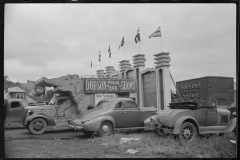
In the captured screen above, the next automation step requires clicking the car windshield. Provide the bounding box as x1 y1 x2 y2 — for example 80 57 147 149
95 100 109 108
49 97 56 105
21 100 28 107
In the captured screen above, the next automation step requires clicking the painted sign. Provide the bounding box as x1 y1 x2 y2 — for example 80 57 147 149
176 77 234 106
84 79 137 93
95 93 116 105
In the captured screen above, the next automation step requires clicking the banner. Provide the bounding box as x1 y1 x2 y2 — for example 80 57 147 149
84 79 137 93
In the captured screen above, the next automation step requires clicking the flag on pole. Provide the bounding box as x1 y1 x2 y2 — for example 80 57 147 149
149 26 161 38
108 45 111 58
118 36 124 50
91 60 92 68
134 27 141 43
99 51 101 62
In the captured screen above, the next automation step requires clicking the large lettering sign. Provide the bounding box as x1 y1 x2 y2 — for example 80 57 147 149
84 79 137 93
177 81 202 99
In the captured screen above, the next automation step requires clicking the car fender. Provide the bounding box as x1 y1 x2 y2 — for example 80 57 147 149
223 117 236 132
173 116 199 134
83 116 115 131
27 113 56 126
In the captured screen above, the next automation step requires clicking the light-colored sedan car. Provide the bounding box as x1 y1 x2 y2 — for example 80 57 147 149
144 98 237 142
69 97 157 136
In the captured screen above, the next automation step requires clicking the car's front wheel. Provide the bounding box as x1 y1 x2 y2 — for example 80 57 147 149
26 124 30 131
98 121 113 137
179 122 197 142
29 118 47 135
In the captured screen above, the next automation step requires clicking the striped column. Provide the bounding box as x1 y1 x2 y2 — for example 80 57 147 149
132 54 146 107
132 54 146 69
154 52 170 68
96 69 104 78
119 60 131 78
105 66 115 77
154 52 171 111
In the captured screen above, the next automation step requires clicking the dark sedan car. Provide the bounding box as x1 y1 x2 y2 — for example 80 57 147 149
69 97 157 136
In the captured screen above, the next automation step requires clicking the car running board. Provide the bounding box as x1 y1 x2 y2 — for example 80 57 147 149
114 126 146 131
199 118 236 134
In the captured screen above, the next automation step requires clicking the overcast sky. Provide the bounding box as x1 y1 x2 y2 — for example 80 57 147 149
4 3 236 90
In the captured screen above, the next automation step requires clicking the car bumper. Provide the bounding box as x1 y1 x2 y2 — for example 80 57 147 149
69 125 83 131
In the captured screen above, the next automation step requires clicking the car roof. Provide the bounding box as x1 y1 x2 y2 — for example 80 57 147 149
103 97 134 102
7 99 24 102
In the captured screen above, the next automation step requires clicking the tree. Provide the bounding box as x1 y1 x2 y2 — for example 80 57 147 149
4 75 9 81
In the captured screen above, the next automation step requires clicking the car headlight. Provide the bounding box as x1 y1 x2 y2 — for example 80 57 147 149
28 110 34 115
81 119 90 124
73 119 84 126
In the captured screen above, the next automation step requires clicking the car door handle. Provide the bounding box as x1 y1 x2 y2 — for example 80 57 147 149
123 111 126 114
8 110 12 112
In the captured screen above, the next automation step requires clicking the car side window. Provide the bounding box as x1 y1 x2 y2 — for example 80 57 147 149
11 102 21 109
115 101 123 109
123 101 137 109
57 99 67 105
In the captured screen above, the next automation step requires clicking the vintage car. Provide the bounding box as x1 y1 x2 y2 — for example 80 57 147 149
25 95 78 134
144 98 237 142
68 97 157 136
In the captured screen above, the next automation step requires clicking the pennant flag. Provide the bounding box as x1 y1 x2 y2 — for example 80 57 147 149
118 36 124 50
91 60 92 68
99 51 101 62
108 45 111 58
149 26 161 38
134 27 141 43
121 36 124 47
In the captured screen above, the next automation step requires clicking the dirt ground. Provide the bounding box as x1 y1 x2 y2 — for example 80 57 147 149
4 125 150 158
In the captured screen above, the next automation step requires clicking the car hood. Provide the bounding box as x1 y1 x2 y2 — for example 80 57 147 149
26 105 52 110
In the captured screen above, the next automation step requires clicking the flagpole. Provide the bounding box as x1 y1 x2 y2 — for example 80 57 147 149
161 36 163 52
139 41 140 54
124 43 125 60
161 26 163 52
139 27 140 54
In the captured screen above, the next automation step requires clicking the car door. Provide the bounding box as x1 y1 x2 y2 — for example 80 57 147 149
111 101 125 128
194 108 207 127
206 108 217 126
6 101 25 124
52 98 69 126
122 101 141 128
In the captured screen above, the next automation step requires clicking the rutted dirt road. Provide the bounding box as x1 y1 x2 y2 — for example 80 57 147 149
4 127 107 158
4 126 147 158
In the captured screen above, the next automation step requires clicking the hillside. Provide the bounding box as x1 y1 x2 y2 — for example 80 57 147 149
4 79 18 92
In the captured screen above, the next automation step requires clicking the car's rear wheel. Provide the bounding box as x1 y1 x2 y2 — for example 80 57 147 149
98 121 113 137
82 130 94 137
179 122 197 142
29 118 47 135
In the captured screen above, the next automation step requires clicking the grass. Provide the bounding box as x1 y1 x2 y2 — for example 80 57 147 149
94 131 237 158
